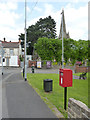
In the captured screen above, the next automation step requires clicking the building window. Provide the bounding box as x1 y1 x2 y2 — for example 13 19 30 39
10 49 13 56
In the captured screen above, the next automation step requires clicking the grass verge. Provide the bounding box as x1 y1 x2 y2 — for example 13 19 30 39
73 72 88 77
27 73 88 118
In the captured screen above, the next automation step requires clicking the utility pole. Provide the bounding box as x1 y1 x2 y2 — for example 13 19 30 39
24 0 27 81
0 41 3 75
2 45 3 75
61 9 64 69
61 9 67 110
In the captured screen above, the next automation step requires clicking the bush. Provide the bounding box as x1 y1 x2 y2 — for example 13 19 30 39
19 55 23 61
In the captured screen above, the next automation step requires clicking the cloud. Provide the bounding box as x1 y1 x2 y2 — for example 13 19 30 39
27 6 31 13
0 26 24 41
0 2 17 11
28 3 88 40
44 3 54 15
0 11 20 27
0 1 88 42
0 2 23 42
64 3 88 40
34 6 42 12
0 0 89 2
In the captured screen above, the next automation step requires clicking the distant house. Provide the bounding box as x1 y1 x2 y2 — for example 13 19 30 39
0 39 22 67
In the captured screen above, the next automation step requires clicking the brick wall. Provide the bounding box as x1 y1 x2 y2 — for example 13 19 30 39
75 66 89 73
28 60 37 67
68 98 90 119
18 58 20 67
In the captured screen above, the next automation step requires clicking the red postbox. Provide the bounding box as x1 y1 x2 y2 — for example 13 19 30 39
59 69 73 87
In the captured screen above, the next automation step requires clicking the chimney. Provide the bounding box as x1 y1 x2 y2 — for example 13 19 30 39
19 39 21 44
3 38 6 42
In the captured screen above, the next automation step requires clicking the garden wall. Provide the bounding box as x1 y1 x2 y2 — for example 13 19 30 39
75 66 89 73
28 60 37 67
68 98 90 119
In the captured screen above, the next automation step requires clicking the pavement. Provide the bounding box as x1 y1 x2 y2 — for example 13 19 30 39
2 67 58 119
1 67 79 119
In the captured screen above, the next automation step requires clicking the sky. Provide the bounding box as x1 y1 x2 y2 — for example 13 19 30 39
0 0 89 42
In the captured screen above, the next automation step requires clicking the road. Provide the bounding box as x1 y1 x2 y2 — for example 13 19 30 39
2 67 58 119
26 67 79 79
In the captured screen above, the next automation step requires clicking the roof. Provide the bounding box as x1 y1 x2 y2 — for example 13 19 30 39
2 42 19 48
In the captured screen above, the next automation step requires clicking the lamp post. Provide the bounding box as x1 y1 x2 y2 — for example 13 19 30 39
24 0 27 81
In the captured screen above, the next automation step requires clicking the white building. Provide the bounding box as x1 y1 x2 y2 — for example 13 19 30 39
0 39 22 67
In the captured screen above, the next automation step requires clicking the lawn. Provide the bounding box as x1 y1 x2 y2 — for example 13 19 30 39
27 73 88 118
73 72 88 77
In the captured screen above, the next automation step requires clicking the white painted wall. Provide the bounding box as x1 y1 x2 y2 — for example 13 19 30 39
0 43 22 67
4 48 9 57
10 56 19 66
14 49 18 56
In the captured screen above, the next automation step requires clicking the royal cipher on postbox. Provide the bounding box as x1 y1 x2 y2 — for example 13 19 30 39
59 69 73 87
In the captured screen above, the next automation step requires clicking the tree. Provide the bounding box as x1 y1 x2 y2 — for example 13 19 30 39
63 38 77 64
69 40 78 64
76 40 88 61
34 38 62 62
35 37 88 64
19 16 56 55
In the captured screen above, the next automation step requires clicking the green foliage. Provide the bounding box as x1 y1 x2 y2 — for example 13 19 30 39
52 62 58 65
18 14 88 64
19 55 23 61
35 37 62 62
76 40 88 61
35 37 88 64
63 38 88 64
19 16 56 55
